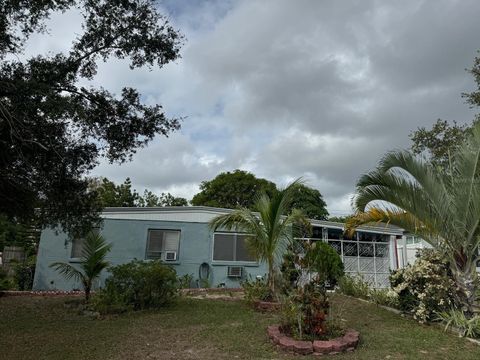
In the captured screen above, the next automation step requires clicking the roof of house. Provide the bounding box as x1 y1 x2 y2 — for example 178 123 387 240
102 206 404 235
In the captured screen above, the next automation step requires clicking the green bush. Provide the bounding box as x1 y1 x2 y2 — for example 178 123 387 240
13 256 36 290
241 276 272 302
337 274 371 299
369 288 399 308
0 267 14 290
390 249 456 323
337 274 399 308
177 273 194 289
93 260 178 314
436 309 480 338
279 241 345 341
302 241 344 287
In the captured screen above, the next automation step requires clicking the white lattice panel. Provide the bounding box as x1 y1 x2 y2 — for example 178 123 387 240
375 273 390 288
359 258 375 272
375 258 390 272
343 257 358 272
362 273 376 286
375 243 389 257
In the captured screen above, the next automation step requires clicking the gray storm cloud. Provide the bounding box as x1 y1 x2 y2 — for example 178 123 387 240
23 0 480 214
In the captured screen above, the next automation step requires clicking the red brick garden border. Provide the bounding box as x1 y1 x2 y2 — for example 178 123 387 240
267 325 359 355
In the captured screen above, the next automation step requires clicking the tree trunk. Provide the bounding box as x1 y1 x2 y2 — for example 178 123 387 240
267 259 275 299
455 268 479 317
85 285 91 303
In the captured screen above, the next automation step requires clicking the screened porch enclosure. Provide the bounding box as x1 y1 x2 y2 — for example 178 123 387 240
297 226 393 288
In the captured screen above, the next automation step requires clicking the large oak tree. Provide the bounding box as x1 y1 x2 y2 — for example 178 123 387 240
0 1 183 234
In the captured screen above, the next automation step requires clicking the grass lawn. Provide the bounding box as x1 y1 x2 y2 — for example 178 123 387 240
1 293 479 360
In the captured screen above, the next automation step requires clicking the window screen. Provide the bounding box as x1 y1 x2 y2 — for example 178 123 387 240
71 237 85 258
213 233 255 262
235 235 255 262
146 230 180 260
70 228 99 258
213 234 235 261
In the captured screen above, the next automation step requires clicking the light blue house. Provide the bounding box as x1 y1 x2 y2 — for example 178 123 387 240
33 206 404 291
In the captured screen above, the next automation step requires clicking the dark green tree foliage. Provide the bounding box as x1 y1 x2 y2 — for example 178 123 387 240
137 190 188 207
410 119 472 171
0 1 183 234
94 178 139 207
464 51 480 113
0 215 38 256
191 169 277 209
327 215 353 223
92 177 188 207
286 184 328 220
410 51 480 172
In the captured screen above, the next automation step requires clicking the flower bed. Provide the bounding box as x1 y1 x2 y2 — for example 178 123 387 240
267 325 359 355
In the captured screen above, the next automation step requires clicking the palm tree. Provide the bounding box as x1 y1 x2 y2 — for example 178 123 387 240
347 122 480 316
209 179 309 296
50 232 112 302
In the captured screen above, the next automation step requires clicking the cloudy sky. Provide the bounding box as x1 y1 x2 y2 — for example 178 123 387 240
30 0 480 216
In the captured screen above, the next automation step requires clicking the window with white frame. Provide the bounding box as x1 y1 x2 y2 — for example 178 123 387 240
213 233 255 262
146 229 180 261
406 235 421 245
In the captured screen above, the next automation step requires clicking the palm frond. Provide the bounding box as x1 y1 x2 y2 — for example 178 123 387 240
49 262 85 283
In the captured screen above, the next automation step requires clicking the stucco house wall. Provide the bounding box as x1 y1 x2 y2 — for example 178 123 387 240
33 206 405 291
33 209 268 291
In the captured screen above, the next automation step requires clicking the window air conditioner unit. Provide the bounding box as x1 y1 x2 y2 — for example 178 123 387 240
165 251 177 261
227 266 243 278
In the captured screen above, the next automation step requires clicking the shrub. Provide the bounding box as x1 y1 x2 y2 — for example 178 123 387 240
13 256 36 290
241 275 272 303
369 288 399 308
337 274 399 308
0 267 14 290
390 249 456 323
280 242 303 295
177 273 194 289
302 241 344 287
93 260 178 314
337 274 371 299
279 241 345 341
436 309 480 338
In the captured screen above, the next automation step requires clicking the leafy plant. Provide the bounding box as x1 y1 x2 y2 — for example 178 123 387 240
302 241 344 287
369 288 399 308
13 255 36 290
0 267 14 290
279 241 345 340
337 274 371 299
436 309 480 338
177 273 194 289
93 260 178 313
209 179 309 297
389 249 455 323
50 232 112 302
347 120 480 316
280 242 303 295
198 277 211 289
241 276 272 303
